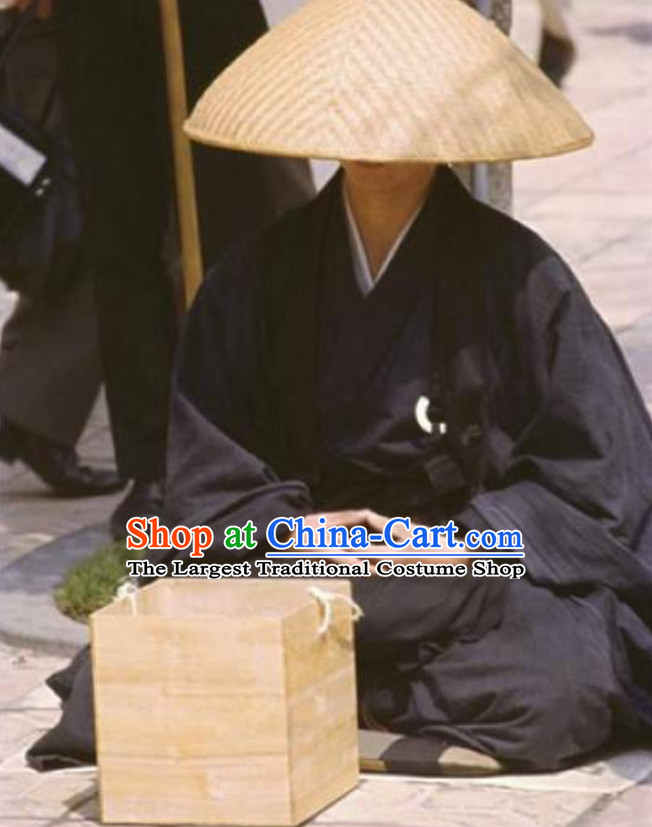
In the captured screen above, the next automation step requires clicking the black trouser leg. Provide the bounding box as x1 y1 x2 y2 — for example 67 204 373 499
353 572 507 654
353 573 507 729
56 0 312 478
0 274 101 447
56 0 176 480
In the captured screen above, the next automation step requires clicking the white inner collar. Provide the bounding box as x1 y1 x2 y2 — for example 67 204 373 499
343 191 425 296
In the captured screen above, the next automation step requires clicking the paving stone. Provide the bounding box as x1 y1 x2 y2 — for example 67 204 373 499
582 225 652 271
313 778 602 827
574 778 652 827
372 749 652 795
526 192 652 224
2 815 56 827
0 527 107 655
20 707 61 733
509 216 646 273
517 142 652 207
580 266 652 330
0 747 34 773
2 773 96 826
0 771 49 810
0 712 48 760
13 683 62 712
27 772 97 808
0 658 60 706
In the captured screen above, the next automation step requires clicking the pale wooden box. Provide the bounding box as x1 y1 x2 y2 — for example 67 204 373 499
90 578 359 826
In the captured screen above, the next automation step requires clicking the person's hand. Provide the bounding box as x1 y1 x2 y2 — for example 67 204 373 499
292 510 383 567
377 513 468 567
298 510 468 571
301 509 383 532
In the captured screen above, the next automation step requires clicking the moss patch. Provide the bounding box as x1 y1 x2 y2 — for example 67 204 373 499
55 542 145 623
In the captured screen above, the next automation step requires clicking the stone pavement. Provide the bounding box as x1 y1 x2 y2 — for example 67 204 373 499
1 638 651 827
1 0 651 825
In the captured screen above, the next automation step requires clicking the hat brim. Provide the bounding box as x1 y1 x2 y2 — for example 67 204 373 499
185 0 593 164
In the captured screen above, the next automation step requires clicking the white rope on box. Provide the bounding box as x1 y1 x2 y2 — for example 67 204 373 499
115 579 139 615
114 580 364 633
308 586 364 635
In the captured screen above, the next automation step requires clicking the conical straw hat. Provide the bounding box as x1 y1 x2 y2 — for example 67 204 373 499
185 0 593 164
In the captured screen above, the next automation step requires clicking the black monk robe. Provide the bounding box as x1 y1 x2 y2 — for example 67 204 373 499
27 168 652 774
162 167 652 769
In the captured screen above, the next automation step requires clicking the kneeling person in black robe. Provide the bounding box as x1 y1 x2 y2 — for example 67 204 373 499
167 0 652 771
28 0 652 775
164 158 652 772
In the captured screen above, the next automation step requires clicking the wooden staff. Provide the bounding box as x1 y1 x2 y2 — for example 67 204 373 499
158 0 203 306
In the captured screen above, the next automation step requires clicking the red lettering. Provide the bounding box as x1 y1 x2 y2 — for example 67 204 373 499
126 517 149 550
171 526 191 549
148 517 172 549
190 526 213 558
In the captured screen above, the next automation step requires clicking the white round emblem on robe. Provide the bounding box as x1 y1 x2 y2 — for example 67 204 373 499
415 395 447 436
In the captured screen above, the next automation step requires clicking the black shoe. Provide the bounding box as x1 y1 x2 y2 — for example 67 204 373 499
539 29 576 88
109 479 165 540
0 419 125 498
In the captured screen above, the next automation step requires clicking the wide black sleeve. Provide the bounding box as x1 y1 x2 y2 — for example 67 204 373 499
162 242 313 562
458 253 652 600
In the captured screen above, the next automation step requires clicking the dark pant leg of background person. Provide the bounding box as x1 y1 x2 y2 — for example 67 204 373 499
0 276 124 496
55 0 177 506
178 0 315 266
538 0 576 86
0 283 99 448
55 0 314 535
0 9 122 497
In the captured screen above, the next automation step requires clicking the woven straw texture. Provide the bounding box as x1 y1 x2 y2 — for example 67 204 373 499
185 0 593 163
